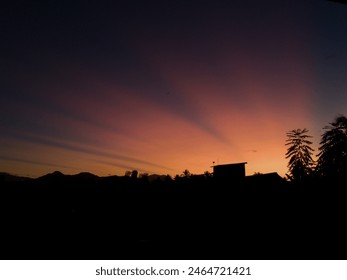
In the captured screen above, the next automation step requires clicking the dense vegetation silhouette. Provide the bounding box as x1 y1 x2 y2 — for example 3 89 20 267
285 115 347 184
1 115 347 260
285 128 315 183
316 115 347 181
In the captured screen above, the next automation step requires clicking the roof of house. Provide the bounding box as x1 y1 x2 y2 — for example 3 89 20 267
212 162 247 168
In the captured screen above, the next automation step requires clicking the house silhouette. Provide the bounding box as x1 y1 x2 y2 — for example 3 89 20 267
212 162 286 187
212 162 247 181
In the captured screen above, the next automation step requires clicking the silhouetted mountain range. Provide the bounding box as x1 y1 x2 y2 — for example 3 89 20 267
1 170 172 183
36 170 100 182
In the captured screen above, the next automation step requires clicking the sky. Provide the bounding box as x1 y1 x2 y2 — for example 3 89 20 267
1 0 347 178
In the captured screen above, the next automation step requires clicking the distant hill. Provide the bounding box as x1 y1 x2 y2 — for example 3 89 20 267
73 172 99 179
0 171 123 184
37 170 66 181
9 170 172 185
36 171 102 184
0 172 33 182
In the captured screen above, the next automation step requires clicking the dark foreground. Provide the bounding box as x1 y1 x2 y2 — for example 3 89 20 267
1 173 346 260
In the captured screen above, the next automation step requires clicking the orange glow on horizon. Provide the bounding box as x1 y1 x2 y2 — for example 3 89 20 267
0 57 315 179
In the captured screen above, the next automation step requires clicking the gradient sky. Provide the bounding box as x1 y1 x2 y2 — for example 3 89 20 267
1 0 347 177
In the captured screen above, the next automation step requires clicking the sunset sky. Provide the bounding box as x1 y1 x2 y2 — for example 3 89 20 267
1 0 347 178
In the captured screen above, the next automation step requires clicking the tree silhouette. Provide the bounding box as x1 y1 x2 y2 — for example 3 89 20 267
139 173 149 178
316 115 347 179
131 170 138 179
285 128 315 182
182 169 191 178
204 171 212 178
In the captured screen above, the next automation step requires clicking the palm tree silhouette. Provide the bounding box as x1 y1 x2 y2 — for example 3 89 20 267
316 115 347 179
285 128 315 183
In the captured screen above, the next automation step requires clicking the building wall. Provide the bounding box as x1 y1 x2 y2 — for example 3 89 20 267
213 163 246 181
